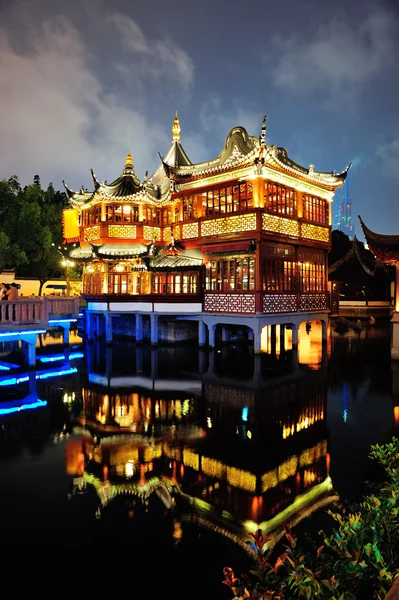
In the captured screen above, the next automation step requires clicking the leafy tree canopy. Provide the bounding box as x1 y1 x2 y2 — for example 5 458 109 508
0 174 79 293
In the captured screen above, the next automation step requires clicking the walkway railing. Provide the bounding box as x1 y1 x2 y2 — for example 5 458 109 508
0 297 80 328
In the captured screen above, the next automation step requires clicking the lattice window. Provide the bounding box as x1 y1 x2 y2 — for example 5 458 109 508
265 182 297 217
84 226 100 241
108 225 137 238
201 213 256 237
182 222 199 239
83 273 102 295
262 213 300 237
144 206 161 225
105 204 139 223
83 205 101 225
151 272 198 294
303 195 328 224
143 226 161 240
301 223 329 242
206 257 255 291
298 248 326 293
262 256 297 292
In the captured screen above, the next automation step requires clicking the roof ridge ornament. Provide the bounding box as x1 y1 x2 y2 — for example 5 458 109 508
172 111 181 142
90 168 100 190
62 180 75 199
260 115 267 147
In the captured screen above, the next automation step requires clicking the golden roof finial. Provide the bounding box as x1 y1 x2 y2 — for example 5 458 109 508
125 151 133 166
172 111 181 142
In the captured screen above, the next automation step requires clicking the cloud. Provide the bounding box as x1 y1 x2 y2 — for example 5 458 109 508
376 132 399 177
199 94 262 148
271 8 396 98
108 13 194 90
0 10 194 189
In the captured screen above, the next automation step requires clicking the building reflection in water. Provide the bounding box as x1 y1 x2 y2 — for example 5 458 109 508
66 332 337 547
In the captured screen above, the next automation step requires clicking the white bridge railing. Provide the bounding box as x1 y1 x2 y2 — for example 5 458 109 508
0 297 81 327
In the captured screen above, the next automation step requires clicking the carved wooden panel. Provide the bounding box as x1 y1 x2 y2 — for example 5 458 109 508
300 293 328 311
262 214 299 237
301 223 329 243
204 293 256 313
263 294 297 313
84 226 101 241
201 213 256 237
182 222 199 239
143 226 161 240
108 225 137 238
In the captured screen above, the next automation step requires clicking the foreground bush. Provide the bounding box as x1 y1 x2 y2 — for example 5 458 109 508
223 438 399 600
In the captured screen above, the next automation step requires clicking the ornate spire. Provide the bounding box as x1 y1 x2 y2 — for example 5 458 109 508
260 115 267 146
125 151 133 166
172 111 181 142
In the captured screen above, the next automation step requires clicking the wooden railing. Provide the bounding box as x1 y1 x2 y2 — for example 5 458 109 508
0 297 80 327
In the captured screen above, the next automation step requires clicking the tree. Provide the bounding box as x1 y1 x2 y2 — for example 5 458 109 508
0 175 75 294
222 438 399 600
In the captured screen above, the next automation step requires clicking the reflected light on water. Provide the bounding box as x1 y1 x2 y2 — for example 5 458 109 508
260 321 323 368
260 324 292 354
298 321 323 369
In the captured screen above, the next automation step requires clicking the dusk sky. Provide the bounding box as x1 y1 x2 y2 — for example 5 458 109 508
0 0 398 240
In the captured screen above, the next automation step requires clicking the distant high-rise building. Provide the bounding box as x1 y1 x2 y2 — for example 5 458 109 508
333 176 353 237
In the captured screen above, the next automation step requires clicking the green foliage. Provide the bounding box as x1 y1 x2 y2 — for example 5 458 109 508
223 438 399 600
0 174 69 290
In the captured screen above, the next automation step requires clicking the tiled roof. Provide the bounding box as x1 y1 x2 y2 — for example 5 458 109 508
148 255 203 270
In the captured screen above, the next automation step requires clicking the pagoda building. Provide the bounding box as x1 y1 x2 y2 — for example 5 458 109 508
328 235 391 316
359 216 399 359
62 114 349 352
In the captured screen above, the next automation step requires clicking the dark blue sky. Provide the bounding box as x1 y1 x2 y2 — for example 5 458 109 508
0 0 397 240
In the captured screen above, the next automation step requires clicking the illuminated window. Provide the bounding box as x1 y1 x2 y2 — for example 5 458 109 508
265 182 297 217
303 195 328 225
205 257 255 291
298 249 326 292
262 245 297 292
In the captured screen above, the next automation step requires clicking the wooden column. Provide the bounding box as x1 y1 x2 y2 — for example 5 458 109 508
296 190 303 219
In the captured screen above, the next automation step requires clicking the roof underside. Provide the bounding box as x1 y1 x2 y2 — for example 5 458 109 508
359 215 399 262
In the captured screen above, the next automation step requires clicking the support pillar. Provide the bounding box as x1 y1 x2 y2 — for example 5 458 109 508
136 346 143 372
29 371 36 393
209 324 216 348
199 349 207 374
198 321 207 346
292 325 299 348
270 324 277 354
106 347 112 375
254 331 261 354
136 314 143 343
95 315 100 338
150 314 158 346
321 319 328 343
253 355 262 382
62 324 70 345
22 339 36 367
221 326 229 343
86 311 93 341
208 349 216 374
279 324 285 352
105 313 113 344
151 348 158 379
292 347 299 372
